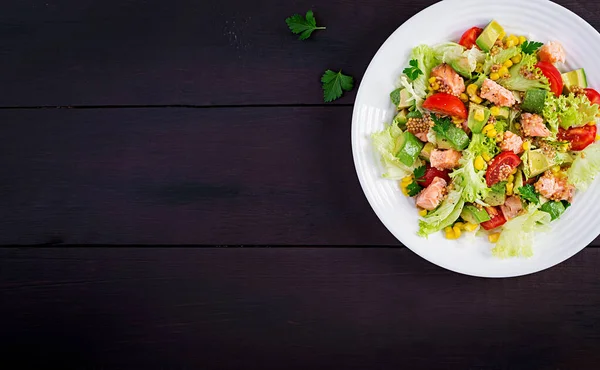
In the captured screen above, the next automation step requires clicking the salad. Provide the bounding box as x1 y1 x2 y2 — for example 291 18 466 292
372 20 600 258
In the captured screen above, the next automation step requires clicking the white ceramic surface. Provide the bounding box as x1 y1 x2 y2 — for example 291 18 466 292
351 0 600 277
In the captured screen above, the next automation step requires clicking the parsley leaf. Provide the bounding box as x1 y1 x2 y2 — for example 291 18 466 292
321 70 354 102
403 59 423 81
414 165 427 182
406 181 423 197
285 10 326 40
521 41 544 55
517 184 540 204
491 181 508 194
431 114 452 138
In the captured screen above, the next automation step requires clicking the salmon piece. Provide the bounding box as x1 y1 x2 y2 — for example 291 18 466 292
480 79 516 107
431 63 466 96
538 41 566 64
500 196 523 220
534 171 574 202
415 131 429 142
521 113 551 137
430 149 462 170
500 131 524 155
416 177 447 211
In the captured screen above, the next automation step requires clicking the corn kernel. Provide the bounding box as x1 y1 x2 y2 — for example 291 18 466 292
505 39 517 48
429 77 437 84
482 124 494 134
496 132 504 142
588 121 596 126
488 233 501 243
432 83 440 91
444 226 453 233
453 226 462 238
596 134 600 141
486 129 498 138
474 108 485 122
402 176 412 184
498 66 509 76
445 230 457 239
519 36 527 45
503 60 513 68
498 31 506 40
466 84 478 96
511 54 522 64
471 96 483 104
508 174 515 183
454 222 465 230
515 123 522 130
465 223 478 232
459 93 469 102
475 63 483 73
482 152 492 162
506 182 514 195
490 72 500 81
490 106 500 116
474 155 486 171
418 208 428 217
401 187 409 196
551 165 561 174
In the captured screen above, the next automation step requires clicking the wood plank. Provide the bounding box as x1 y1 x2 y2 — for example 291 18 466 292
1 0 598 106
2 247 600 369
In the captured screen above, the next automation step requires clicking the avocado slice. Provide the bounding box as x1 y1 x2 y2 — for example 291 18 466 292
460 204 491 224
394 132 424 166
468 103 490 134
476 20 505 52
561 69 587 93
390 88 413 109
522 149 553 178
497 107 511 121
437 124 470 150
419 142 435 162
484 182 507 206
393 109 409 129
521 89 548 114
514 168 524 194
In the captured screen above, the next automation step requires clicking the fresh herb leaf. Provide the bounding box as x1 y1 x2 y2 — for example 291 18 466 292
390 88 402 106
431 114 452 138
561 200 571 209
403 59 423 80
540 201 567 221
517 184 540 204
520 41 544 55
321 70 354 102
414 165 427 182
491 181 507 194
406 181 423 197
285 10 326 40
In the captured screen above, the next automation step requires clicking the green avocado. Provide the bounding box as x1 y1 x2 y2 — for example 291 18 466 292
514 169 524 194
522 149 552 178
419 142 435 162
390 88 413 109
439 124 470 150
393 109 409 129
521 89 548 114
496 107 511 121
484 181 507 206
460 204 491 224
561 69 587 93
476 20 505 52
467 103 490 134
395 131 424 166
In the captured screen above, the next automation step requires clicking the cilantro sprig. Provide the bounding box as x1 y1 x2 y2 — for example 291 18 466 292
321 70 354 102
285 10 326 40
518 184 540 204
520 41 544 55
403 59 423 80
414 165 427 183
406 181 423 197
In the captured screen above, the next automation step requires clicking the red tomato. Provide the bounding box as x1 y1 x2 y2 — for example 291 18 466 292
584 88 600 106
422 93 468 120
485 151 522 187
480 206 507 231
418 164 451 188
558 125 597 151
536 61 563 96
458 27 483 49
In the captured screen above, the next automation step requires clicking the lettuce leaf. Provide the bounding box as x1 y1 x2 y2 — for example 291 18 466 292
371 123 421 180
497 53 550 92
418 187 465 237
492 206 552 258
543 93 599 131
567 142 600 190
409 45 439 110
433 42 485 79
482 46 520 75
450 150 489 203
466 133 499 158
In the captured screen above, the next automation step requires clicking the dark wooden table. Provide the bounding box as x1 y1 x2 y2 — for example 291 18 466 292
2 0 600 368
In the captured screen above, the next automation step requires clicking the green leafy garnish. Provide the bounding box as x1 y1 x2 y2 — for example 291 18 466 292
431 114 452 137
520 41 544 55
414 165 427 182
431 114 470 150
491 181 507 194
321 70 354 102
517 184 540 204
406 181 423 197
403 59 423 80
540 201 568 221
285 10 326 40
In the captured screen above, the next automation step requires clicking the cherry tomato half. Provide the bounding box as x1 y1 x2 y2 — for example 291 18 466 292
536 61 563 97
584 88 600 106
480 206 507 231
458 27 483 49
422 93 468 120
485 151 522 187
418 164 451 188
558 125 597 151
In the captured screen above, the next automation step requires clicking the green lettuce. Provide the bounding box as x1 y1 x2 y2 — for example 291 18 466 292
371 124 421 180
467 133 499 158
433 42 485 79
409 45 439 109
450 150 489 203
482 46 520 75
497 53 550 92
567 142 600 190
418 187 465 237
492 206 552 258
543 93 599 131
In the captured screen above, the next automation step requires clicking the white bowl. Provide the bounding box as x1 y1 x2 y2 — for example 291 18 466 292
351 0 600 277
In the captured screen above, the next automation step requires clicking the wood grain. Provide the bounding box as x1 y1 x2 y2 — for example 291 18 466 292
2 247 600 369
0 0 598 106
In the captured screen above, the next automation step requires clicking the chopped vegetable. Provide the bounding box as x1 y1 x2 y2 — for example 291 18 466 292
543 93 599 132
517 184 540 204
418 187 465 237
492 206 551 258
567 142 600 190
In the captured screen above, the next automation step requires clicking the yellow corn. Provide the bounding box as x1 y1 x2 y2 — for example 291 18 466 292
466 84 478 96
471 96 483 104
482 124 494 134
445 230 458 239
401 187 409 196
486 129 498 138
596 134 600 141
401 176 412 185
505 39 517 48
429 77 437 84
488 233 501 243
515 123 522 130
432 84 440 91
490 72 500 81
474 108 485 122
418 208 428 217
519 36 527 45
474 155 486 171
506 182 514 195
511 54 522 64
482 152 492 162
551 165 561 174
464 223 478 232
498 31 506 40
588 121 596 126
452 226 462 238
475 63 483 73
444 226 453 233
496 132 504 142
490 106 501 116
454 222 465 230
498 66 509 76
503 60 513 68
459 93 469 102
508 174 515 183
